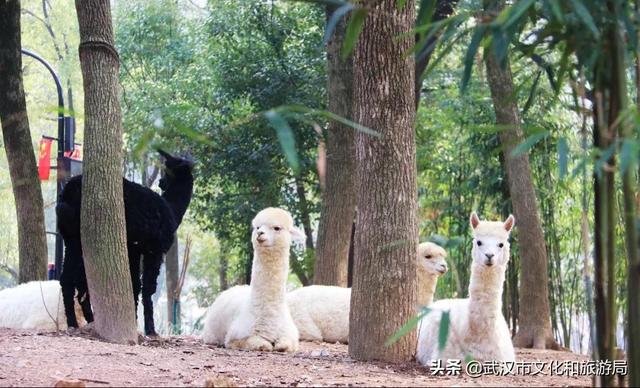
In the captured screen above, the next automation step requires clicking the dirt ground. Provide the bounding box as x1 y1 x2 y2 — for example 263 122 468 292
0 328 600 387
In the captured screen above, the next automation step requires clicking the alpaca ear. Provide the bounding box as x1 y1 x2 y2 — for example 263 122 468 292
470 212 480 229
504 214 515 232
289 226 306 245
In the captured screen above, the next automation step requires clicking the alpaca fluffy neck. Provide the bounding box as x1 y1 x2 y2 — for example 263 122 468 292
161 173 194 226
249 246 289 310
417 268 438 307
467 260 507 334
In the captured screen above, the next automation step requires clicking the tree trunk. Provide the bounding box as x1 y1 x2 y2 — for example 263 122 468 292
75 0 137 344
218 243 229 291
349 0 418 363
0 0 49 283
165 236 179 333
313 4 355 287
483 1 559 350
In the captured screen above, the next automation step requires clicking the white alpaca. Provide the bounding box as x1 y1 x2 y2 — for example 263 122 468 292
416 213 516 365
0 280 84 331
202 207 304 352
287 242 448 343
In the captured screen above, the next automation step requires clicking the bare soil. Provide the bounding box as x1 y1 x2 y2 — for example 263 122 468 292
0 328 596 387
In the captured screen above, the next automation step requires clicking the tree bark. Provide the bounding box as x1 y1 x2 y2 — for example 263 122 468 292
349 0 418 362
165 236 179 333
483 1 559 350
313 4 355 287
0 0 49 284
218 243 229 291
75 0 137 344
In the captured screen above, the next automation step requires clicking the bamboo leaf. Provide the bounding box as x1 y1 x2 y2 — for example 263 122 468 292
569 0 599 38
497 0 535 30
548 0 564 22
522 70 542 115
619 139 639 175
511 131 549 157
416 0 436 30
558 137 569 179
323 3 354 46
461 25 486 93
264 110 300 173
385 308 432 347
438 310 450 351
396 0 407 11
341 8 367 59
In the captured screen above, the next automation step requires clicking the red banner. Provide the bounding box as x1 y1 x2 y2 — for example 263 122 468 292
64 145 82 161
38 138 53 180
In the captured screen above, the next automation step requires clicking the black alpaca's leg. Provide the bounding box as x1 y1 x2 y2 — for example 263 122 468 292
141 253 163 336
60 239 82 328
76 267 93 323
128 245 142 318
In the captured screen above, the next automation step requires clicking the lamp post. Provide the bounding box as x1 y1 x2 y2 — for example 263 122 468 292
21 48 68 280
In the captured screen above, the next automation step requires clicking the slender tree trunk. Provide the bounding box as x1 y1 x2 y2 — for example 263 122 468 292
349 0 418 362
165 236 179 333
313 4 355 287
218 243 229 291
0 0 49 283
75 0 137 344
483 0 559 350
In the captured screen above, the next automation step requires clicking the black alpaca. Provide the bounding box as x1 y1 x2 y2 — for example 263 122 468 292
57 150 194 335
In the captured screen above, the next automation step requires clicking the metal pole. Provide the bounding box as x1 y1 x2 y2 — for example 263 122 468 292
21 49 66 280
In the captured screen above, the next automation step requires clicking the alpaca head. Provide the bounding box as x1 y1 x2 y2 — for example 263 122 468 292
251 207 306 253
157 149 194 191
418 242 448 276
469 212 515 269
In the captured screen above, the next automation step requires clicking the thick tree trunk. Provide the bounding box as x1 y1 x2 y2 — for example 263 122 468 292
313 5 355 287
75 0 137 344
165 236 179 333
0 0 49 283
349 0 418 363
483 3 559 349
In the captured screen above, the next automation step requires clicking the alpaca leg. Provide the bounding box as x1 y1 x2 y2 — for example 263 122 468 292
229 336 273 351
60 239 82 328
76 267 93 323
128 245 142 316
274 336 298 352
141 253 162 336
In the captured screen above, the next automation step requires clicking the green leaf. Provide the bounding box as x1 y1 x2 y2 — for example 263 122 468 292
438 310 450 351
619 139 639 175
558 137 569 179
385 308 432 347
323 3 354 46
416 0 436 30
341 8 367 59
396 0 407 11
569 0 599 38
264 110 300 173
497 0 535 30
548 0 564 22
460 25 486 93
522 70 542 115
510 131 549 157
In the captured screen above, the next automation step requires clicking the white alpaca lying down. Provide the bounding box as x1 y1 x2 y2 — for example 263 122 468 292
287 242 449 343
416 213 516 365
202 207 305 352
0 280 84 331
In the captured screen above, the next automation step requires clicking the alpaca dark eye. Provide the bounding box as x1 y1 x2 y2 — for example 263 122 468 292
477 241 482 246
425 255 432 259
499 243 504 248
274 226 282 231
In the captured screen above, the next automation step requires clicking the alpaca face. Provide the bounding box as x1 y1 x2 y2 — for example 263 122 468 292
158 150 194 191
418 242 448 275
469 212 515 269
251 207 305 251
